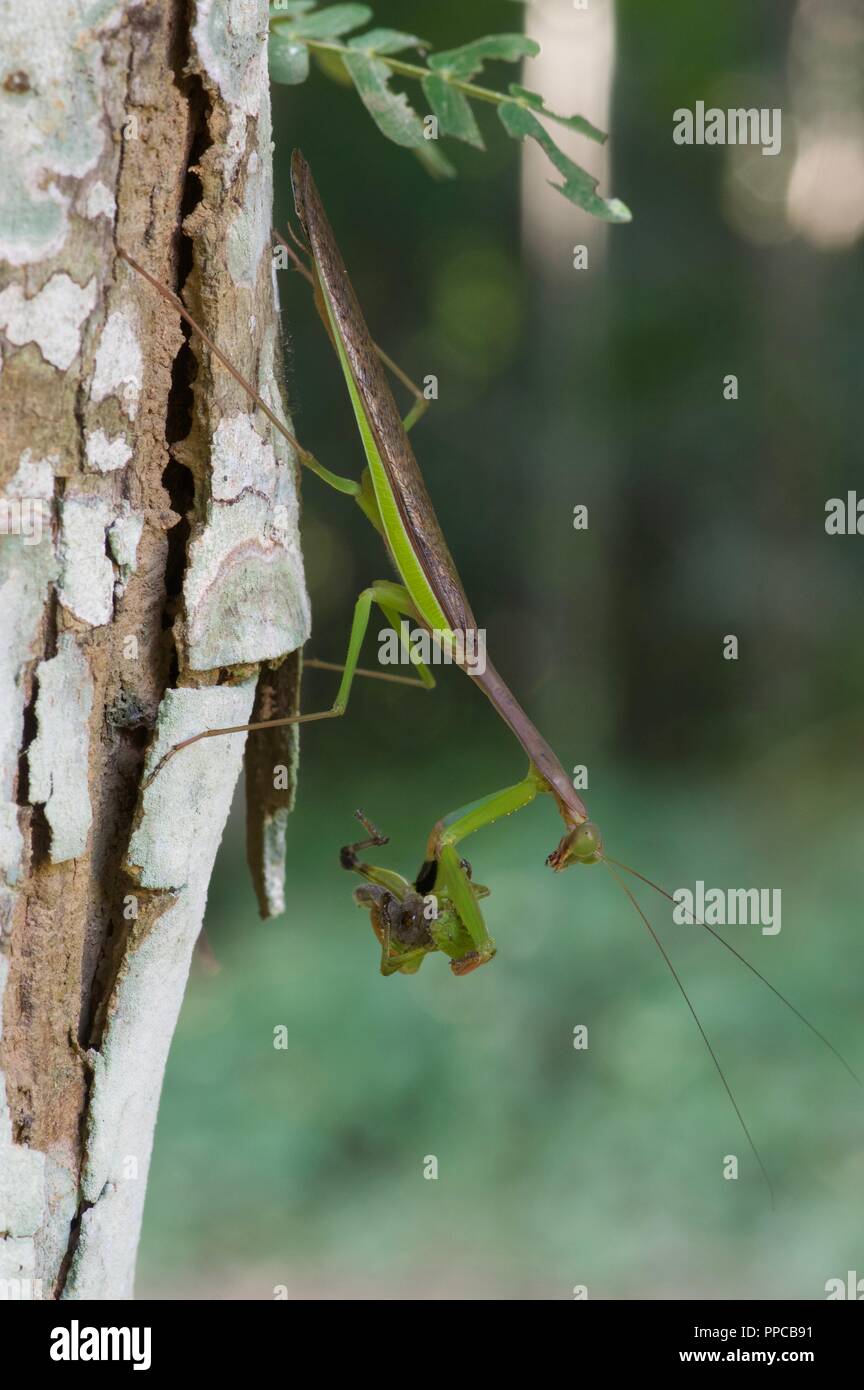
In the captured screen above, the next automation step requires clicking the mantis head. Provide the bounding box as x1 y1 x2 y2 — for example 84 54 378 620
547 820 604 871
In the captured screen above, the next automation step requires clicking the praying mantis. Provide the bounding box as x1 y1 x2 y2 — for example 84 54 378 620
122 151 858 1200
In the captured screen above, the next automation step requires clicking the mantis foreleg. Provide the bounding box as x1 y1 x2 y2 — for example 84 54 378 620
418 769 549 974
425 768 547 861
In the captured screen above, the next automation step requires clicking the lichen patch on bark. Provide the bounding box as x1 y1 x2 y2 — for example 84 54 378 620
182 412 310 668
27 635 95 864
0 0 120 266
85 428 133 474
58 494 117 626
90 308 144 420
0 274 98 370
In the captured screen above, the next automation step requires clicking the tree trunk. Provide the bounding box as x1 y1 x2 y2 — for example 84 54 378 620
0 0 309 1300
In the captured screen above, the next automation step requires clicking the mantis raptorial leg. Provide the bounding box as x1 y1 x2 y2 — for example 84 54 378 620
411 770 548 973
340 811 493 978
339 814 432 976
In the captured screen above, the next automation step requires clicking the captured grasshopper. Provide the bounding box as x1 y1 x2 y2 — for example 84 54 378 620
123 151 858 1198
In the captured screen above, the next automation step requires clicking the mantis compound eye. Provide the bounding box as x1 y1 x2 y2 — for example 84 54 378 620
572 822 603 862
546 821 603 870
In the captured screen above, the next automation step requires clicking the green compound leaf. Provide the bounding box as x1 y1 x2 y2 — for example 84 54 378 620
509 85 606 144
268 32 310 86
420 33 540 151
498 100 631 223
272 4 372 40
266 12 632 223
428 34 539 80
348 29 425 56
421 74 484 150
342 51 426 147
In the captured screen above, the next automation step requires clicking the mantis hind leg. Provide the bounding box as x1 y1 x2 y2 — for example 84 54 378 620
329 582 435 705
420 768 548 975
143 583 431 786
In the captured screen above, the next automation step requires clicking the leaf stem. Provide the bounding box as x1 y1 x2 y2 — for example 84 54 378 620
269 28 605 141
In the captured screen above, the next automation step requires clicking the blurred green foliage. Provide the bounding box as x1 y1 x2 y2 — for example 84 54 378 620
138 0 863 1298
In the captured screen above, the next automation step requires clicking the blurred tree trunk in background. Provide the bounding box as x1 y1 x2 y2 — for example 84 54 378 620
0 0 308 1299
521 0 617 753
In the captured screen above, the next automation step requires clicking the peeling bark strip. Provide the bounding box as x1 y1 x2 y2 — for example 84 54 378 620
0 0 309 1299
245 651 302 919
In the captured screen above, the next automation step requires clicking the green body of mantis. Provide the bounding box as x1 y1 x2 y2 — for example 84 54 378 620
122 152 858 1196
